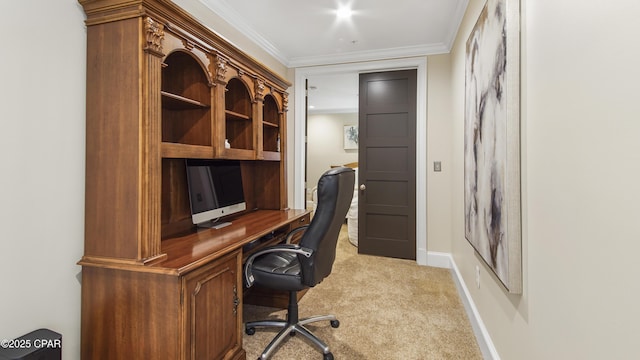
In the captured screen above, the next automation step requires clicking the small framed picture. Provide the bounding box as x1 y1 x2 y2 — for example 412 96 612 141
344 125 359 150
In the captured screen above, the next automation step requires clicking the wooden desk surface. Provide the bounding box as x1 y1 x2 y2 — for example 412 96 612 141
157 209 309 274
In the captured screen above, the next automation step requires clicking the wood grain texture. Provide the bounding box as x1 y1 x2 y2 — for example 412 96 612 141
84 18 145 260
158 210 309 272
183 251 243 360
81 266 182 359
79 0 296 358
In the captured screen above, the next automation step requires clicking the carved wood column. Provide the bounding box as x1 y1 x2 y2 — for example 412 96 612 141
140 16 165 263
255 78 266 159
212 54 229 157
280 91 289 209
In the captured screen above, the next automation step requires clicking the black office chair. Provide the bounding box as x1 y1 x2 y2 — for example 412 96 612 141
244 167 355 360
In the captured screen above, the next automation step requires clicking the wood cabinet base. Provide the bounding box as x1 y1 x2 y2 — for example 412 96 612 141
81 250 244 360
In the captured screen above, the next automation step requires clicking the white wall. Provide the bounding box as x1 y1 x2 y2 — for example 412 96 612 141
426 54 454 254
0 1 86 358
306 113 358 198
450 0 640 358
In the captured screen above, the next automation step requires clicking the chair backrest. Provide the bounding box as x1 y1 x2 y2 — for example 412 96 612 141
299 167 355 286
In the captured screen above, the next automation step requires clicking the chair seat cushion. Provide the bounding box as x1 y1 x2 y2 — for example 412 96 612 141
251 251 307 291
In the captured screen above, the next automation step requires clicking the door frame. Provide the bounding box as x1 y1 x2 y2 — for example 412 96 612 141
293 57 428 265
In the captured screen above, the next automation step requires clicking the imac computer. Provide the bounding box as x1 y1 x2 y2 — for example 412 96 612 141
185 159 246 229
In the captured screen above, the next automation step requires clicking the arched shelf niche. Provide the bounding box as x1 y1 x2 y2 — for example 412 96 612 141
161 50 211 146
224 77 253 150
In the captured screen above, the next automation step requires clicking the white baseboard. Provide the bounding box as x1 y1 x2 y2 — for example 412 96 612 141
425 251 453 268
426 251 500 360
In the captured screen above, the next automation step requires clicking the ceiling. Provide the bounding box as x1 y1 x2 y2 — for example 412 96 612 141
198 0 469 113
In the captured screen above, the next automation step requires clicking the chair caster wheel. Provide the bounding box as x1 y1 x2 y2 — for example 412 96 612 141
324 352 334 360
330 320 340 328
245 327 256 335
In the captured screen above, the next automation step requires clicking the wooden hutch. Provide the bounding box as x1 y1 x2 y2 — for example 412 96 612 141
78 1 308 359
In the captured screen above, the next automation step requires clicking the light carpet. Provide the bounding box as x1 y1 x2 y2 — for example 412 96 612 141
243 225 482 359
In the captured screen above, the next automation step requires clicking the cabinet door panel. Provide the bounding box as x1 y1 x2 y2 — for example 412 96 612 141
184 252 242 359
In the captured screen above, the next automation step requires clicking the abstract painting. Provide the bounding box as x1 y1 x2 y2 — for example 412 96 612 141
344 125 358 150
464 0 521 293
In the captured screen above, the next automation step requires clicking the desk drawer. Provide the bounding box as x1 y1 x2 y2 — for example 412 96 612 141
288 213 311 244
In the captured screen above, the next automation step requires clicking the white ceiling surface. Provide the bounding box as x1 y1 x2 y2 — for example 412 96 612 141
306 73 360 114
199 0 468 113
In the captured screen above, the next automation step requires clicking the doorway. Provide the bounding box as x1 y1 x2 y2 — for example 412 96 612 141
305 72 359 209
358 70 417 260
293 57 428 264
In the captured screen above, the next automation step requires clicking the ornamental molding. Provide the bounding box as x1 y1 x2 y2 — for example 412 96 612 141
143 17 164 56
282 92 289 112
255 79 265 102
214 55 228 85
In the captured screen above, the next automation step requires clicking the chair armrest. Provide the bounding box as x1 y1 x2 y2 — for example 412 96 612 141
244 244 313 288
285 224 310 244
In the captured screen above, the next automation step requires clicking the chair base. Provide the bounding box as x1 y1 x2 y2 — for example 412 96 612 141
245 292 339 360
246 315 339 360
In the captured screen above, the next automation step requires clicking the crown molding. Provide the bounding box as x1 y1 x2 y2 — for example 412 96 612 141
444 0 470 50
288 43 449 68
198 0 289 65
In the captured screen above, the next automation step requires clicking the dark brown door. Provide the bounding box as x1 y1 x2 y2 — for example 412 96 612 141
358 70 417 260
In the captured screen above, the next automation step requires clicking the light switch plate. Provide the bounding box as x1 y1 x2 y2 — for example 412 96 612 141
434 161 442 172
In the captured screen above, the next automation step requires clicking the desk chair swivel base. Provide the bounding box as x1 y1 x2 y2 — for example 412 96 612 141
245 291 340 360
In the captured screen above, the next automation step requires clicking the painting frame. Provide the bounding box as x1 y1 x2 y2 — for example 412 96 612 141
344 125 359 150
464 0 522 294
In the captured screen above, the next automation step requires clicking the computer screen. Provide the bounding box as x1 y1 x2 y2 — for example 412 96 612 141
185 159 246 228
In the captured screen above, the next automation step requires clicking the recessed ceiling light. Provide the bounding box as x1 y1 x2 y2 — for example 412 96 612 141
336 5 353 19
